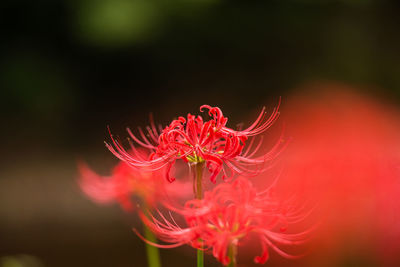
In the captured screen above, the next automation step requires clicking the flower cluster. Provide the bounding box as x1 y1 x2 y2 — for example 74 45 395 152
79 103 312 266
106 104 282 183
137 178 310 265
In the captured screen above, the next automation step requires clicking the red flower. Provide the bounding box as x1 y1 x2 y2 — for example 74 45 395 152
78 160 191 212
136 178 311 265
106 103 283 183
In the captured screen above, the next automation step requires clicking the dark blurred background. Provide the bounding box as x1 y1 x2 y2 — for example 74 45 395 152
1 0 399 266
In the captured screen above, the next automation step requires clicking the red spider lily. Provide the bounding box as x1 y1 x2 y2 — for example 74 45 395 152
106 103 283 183
78 160 191 212
78 161 158 211
136 178 311 265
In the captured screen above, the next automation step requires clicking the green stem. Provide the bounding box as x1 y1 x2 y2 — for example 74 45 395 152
227 244 237 267
144 223 162 267
197 249 204 267
192 161 205 267
142 200 161 267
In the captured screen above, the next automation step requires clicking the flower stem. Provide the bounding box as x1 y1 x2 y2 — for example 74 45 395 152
192 161 205 267
227 244 237 267
144 223 162 267
142 200 161 267
194 161 205 199
197 249 204 267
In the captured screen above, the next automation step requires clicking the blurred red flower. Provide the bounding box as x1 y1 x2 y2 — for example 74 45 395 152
78 158 191 212
273 84 400 266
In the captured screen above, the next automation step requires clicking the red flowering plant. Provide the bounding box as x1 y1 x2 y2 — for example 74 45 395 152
79 102 312 267
136 178 311 266
78 150 191 267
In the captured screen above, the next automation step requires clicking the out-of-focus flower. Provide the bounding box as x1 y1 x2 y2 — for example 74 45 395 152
107 104 283 183
136 178 311 265
79 161 158 211
78 159 191 212
274 84 400 266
